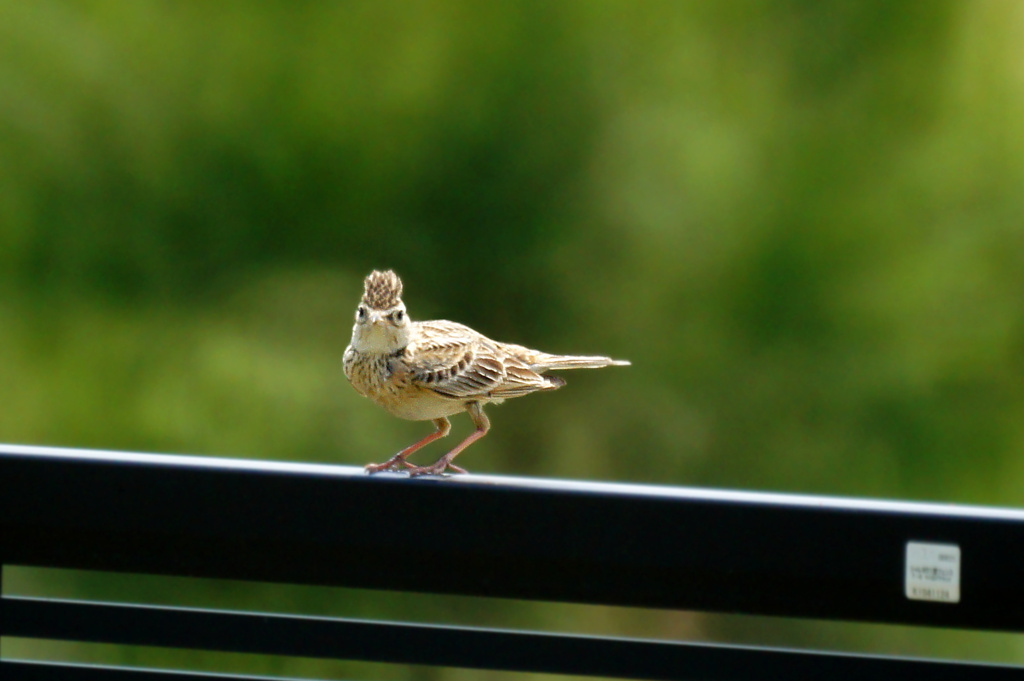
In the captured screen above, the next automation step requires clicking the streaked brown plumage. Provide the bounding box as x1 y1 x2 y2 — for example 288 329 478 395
343 270 629 476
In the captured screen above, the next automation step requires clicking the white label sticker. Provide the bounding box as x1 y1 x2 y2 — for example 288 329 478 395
905 541 960 603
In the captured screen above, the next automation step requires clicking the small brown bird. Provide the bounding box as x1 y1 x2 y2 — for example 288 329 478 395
343 270 629 476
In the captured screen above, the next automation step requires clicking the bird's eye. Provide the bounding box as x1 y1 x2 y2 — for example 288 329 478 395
393 309 405 322
356 306 367 321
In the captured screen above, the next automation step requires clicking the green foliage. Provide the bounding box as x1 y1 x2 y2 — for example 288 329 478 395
4 0 1024 672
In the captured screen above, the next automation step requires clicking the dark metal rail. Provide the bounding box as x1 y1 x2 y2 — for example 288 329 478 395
2 596 1022 680
2 443 1024 679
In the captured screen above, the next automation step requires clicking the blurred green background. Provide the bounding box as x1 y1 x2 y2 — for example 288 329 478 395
5 0 1024 676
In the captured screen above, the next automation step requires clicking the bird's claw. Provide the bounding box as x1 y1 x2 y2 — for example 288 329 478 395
406 458 467 477
367 454 467 477
365 456 408 474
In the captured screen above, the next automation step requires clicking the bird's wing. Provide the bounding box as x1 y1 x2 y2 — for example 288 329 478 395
407 321 557 399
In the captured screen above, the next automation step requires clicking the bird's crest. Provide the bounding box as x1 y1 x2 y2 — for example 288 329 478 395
362 270 403 309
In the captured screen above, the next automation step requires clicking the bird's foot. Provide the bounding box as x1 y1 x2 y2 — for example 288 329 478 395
406 456 468 477
364 454 413 474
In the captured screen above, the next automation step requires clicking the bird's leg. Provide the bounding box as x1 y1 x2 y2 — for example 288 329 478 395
408 402 490 477
365 417 451 473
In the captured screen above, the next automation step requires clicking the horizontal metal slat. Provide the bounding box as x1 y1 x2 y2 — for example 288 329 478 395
3 596 1022 680
3 444 1024 630
0 660 313 681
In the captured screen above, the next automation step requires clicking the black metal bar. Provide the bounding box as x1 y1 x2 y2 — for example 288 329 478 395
2 444 1024 631
4 596 1021 681
0 660 312 680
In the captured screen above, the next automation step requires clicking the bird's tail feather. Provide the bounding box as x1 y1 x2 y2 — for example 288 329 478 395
532 355 631 372
504 344 630 372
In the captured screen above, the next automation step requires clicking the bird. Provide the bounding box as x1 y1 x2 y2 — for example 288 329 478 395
343 269 630 476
